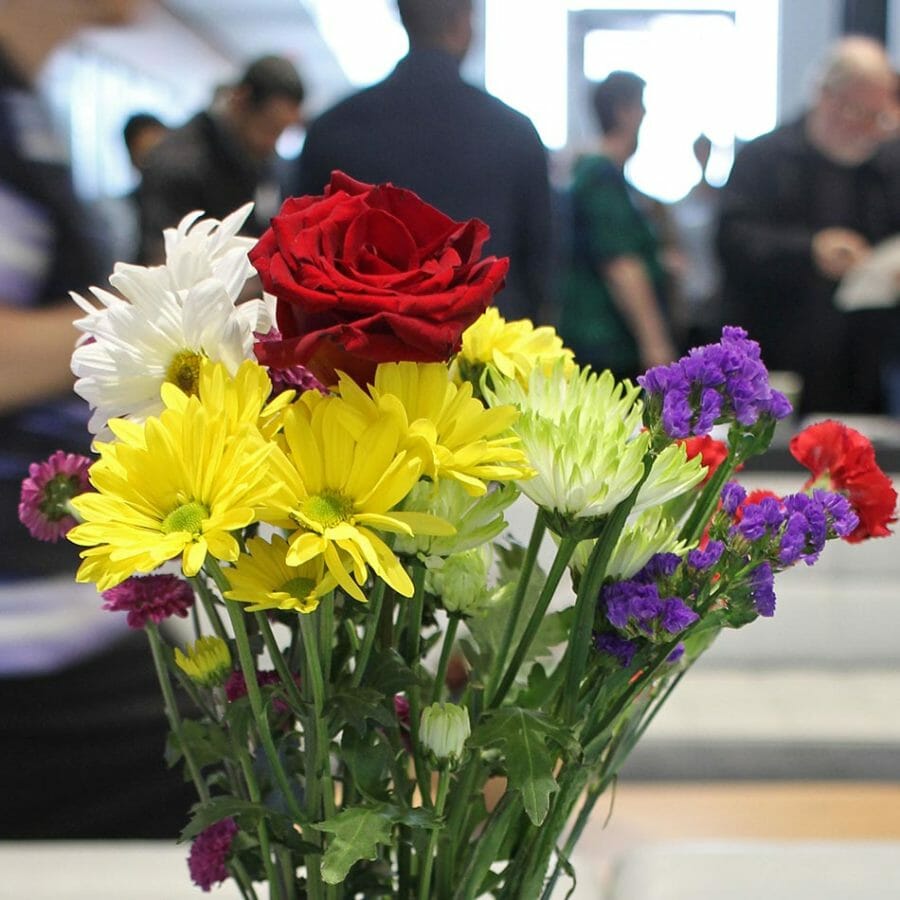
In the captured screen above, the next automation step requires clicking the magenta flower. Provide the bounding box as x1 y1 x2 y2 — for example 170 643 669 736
188 817 238 892
101 573 194 629
18 450 92 542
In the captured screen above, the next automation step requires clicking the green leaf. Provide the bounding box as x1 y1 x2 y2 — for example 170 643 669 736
313 805 395 884
341 728 393 803
327 687 394 736
180 797 277 841
470 708 573 826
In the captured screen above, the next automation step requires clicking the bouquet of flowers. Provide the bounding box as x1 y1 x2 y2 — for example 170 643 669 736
20 171 897 899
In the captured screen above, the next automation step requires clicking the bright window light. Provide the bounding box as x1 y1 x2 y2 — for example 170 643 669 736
305 0 407 87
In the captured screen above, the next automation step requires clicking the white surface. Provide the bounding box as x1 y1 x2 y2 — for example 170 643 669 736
606 840 900 900
0 842 244 900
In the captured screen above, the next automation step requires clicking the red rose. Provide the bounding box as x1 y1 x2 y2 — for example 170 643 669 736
249 171 509 385
789 420 897 542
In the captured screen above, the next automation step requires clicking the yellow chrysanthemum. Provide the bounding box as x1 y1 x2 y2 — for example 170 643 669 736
224 534 336 613
68 395 283 590
451 307 576 388
334 362 532 497
175 636 232 687
162 358 294 440
267 395 454 601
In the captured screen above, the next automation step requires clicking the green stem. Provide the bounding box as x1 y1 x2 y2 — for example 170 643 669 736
255 612 305 712
233 726 284 900
351 579 384 690
559 467 648 724
488 532 578 710
191 573 230 642
486 511 546 702
431 615 461 704
403 562 433 808
417 767 451 900
451 793 519 900
145 623 209 804
298 614 337 820
223 597 306 826
679 455 738 545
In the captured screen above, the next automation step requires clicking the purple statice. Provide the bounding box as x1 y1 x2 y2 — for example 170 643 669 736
595 633 639 667
747 561 776 616
666 643 686 663
734 496 785 542
638 326 792 439
635 552 682 583
101 574 194 629
813 489 859 539
687 539 725 571
188 817 238 892
721 481 747 515
18 450 92 542
602 580 698 639
778 493 828 565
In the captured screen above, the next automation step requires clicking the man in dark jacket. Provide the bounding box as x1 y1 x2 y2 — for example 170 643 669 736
139 54 304 263
717 36 900 415
294 0 553 323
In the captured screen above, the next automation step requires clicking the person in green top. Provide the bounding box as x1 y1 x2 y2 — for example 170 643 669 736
560 70 677 380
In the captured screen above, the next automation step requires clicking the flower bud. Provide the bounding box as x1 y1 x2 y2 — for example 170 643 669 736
420 702 470 766
175 636 232 687
430 547 492 616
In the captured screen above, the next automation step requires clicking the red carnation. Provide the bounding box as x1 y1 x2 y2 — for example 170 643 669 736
789 420 897 542
249 171 509 386
681 435 730 485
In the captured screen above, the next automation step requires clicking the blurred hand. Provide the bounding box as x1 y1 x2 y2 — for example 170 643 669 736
812 227 871 280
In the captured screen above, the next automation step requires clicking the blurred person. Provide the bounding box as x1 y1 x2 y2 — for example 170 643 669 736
139 53 304 263
717 35 900 415
558 70 677 380
94 112 169 266
0 0 194 838
669 133 724 350
294 0 553 322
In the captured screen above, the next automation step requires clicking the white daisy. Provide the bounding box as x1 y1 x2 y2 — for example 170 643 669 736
71 206 275 439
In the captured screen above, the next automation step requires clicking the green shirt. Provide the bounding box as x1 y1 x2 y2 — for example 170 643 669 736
559 154 667 377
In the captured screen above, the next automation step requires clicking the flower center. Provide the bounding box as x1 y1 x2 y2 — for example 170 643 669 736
166 349 204 395
298 491 354 530
39 474 82 522
161 501 209 535
279 576 316 599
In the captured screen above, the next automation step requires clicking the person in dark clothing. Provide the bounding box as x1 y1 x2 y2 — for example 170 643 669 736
0 0 195 839
294 0 553 323
139 54 304 263
717 35 900 415
558 71 677 380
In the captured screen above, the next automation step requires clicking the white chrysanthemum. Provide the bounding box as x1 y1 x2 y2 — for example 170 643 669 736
486 364 648 522
572 508 689 580
71 206 273 439
632 442 707 516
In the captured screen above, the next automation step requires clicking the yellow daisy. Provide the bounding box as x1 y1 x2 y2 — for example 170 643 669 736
334 361 532 497
223 534 336 614
68 395 283 590
267 394 454 601
451 307 576 389
175 636 232 687
162 358 294 440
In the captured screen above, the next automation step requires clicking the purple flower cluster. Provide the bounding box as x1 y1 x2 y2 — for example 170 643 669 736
687 540 724 571
748 562 776 616
188 817 238 892
721 481 747 515
638 326 792 439
595 633 639 667
602 580 699 639
733 490 859 566
101 574 194 629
